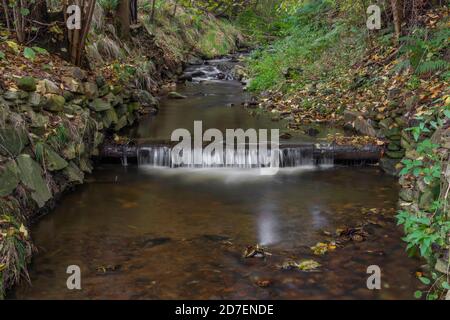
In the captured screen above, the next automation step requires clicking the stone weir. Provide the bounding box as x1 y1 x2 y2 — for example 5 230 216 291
100 140 383 167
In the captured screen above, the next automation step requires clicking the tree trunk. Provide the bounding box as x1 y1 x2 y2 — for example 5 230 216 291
130 0 137 24
391 0 402 41
117 0 130 37
12 0 27 43
2 0 11 30
65 0 96 66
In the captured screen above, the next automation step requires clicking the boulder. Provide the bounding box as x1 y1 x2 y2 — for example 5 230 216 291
67 66 88 81
103 92 122 107
28 111 49 135
17 76 37 92
16 154 52 208
103 108 119 128
399 188 414 202
43 94 65 112
37 79 61 95
0 161 19 196
79 157 93 174
28 92 43 109
4 90 20 101
83 82 99 99
61 76 82 93
89 98 111 112
354 117 377 137
63 161 84 184
0 127 28 157
44 145 68 171
62 143 77 160
135 90 158 108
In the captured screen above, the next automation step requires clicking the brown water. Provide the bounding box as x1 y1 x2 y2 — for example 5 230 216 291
12 65 421 300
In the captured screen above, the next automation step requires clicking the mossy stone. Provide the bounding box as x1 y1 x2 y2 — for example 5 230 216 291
17 76 37 92
0 161 19 196
63 161 84 184
0 127 28 157
16 154 52 208
89 98 111 112
103 108 118 128
83 82 98 99
28 92 42 109
44 94 65 112
385 150 405 159
44 145 68 171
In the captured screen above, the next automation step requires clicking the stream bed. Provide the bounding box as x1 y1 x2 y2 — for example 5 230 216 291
12 58 421 300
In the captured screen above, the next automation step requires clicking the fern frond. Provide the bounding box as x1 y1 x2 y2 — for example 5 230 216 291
415 59 449 75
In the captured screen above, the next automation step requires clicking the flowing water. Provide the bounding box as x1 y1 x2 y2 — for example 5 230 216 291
12 58 421 300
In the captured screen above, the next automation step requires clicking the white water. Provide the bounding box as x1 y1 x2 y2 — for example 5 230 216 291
137 145 333 169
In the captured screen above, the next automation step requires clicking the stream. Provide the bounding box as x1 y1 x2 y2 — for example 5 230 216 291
11 57 421 300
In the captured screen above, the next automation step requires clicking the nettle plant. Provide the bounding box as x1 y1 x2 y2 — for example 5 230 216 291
397 101 450 300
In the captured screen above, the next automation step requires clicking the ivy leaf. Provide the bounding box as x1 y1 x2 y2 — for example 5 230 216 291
419 277 431 285
444 109 450 119
32 46 48 55
442 282 450 290
414 290 423 299
23 47 36 61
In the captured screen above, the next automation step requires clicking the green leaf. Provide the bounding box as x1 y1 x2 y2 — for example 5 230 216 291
0 51 5 60
444 110 450 119
419 277 431 285
414 290 423 299
23 47 36 61
32 46 48 55
442 282 450 290
20 8 30 16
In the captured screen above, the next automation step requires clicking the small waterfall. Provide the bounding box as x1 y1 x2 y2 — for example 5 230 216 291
137 145 334 169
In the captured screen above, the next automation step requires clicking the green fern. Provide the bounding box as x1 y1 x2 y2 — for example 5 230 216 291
416 59 449 75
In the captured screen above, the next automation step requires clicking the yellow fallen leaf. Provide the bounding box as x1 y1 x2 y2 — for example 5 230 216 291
19 224 28 238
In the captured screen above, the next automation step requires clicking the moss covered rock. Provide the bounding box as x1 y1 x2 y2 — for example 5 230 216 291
44 94 65 113
63 161 84 184
17 77 37 92
103 108 118 128
44 145 68 171
83 82 98 99
16 154 52 208
0 161 19 196
0 127 28 157
89 98 111 112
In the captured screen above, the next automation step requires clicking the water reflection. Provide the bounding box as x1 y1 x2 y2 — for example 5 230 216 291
256 200 280 246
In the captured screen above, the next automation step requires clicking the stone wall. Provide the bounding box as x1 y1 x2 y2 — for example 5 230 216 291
0 72 158 295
